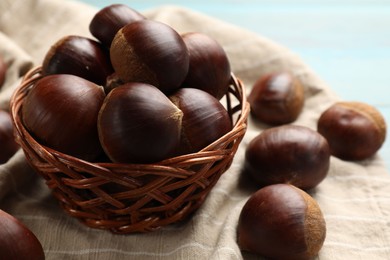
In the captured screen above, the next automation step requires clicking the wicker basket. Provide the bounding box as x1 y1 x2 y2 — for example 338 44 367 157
10 66 250 234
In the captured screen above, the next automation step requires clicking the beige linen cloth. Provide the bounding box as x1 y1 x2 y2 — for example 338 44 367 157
1 0 390 259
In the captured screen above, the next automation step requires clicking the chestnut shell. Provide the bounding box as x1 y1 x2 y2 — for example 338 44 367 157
244 125 330 190
169 88 232 155
89 4 145 48
238 184 326 260
0 209 45 260
0 109 19 164
42 35 113 86
181 32 231 100
22 74 105 161
317 101 386 160
248 72 304 125
0 55 6 88
110 20 189 94
98 82 183 164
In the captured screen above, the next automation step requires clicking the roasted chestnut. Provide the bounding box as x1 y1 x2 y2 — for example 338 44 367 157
238 184 326 260
169 88 232 155
0 109 19 164
42 35 113 85
248 72 304 125
110 20 189 94
22 74 105 161
98 82 183 164
0 54 6 88
244 125 330 190
317 101 386 160
0 209 45 260
89 4 145 48
181 32 231 100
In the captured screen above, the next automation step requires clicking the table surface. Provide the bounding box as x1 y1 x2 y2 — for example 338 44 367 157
80 0 390 171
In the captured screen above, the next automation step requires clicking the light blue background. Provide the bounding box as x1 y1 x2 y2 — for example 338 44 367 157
79 0 390 170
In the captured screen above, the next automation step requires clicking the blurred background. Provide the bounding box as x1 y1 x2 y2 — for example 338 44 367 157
79 0 390 169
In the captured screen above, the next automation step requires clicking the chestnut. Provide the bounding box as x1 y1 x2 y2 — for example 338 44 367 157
244 125 330 190
169 88 232 155
22 74 105 161
89 4 145 48
110 20 189 94
42 35 113 85
98 82 183 164
248 72 304 125
181 32 231 100
317 101 386 160
0 209 45 260
0 109 19 164
238 184 326 260
0 54 6 88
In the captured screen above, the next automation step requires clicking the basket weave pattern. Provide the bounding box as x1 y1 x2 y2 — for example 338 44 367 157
10 66 250 233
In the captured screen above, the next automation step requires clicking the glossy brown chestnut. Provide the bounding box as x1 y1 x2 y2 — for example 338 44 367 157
169 88 232 155
110 20 189 94
0 109 19 164
0 209 45 260
98 82 183 164
248 72 304 125
244 125 330 190
238 184 326 260
89 4 145 48
181 32 231 100
22 74 105 161
42 35 113 85
317 101 386 160
0 54 6 88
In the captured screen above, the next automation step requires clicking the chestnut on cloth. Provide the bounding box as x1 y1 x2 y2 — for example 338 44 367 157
1 0 390 259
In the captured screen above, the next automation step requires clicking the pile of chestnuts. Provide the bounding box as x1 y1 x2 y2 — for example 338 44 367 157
238 70 386 258
22 4 233 164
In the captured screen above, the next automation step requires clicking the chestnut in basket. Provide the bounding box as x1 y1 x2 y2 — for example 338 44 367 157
98 82 183 164
248 72 304 125
244 125 330 190
181 32 231 100
169 88 232 155
0 54 6 88
110 20 189 94
0 209 45 260
42 35 113 85
317 101 386 160
89 4 145 48
0 109 19 164
238 184 326 259
22 74 105 161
